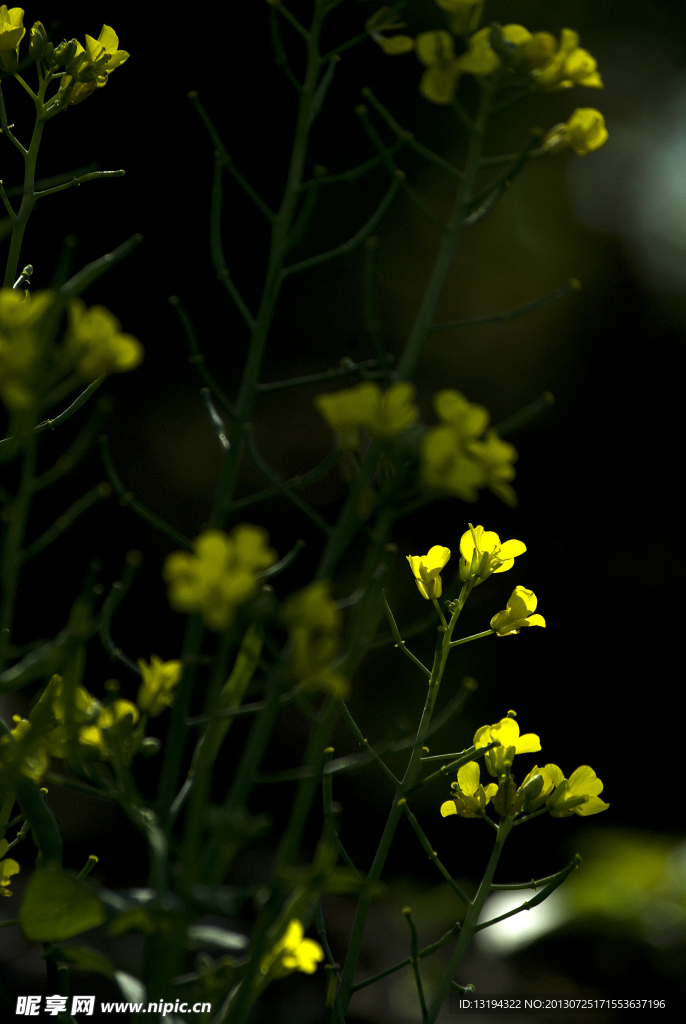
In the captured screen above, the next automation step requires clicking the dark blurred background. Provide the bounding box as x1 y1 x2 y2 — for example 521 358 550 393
1 1 685 1020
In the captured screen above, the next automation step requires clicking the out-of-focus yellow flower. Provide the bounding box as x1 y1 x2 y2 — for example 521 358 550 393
406 545 451 600
79 699 139 755
440 761 498 818
0 5 25 72
543 108 608 156
136 656 182 717
456 24 533 76
459 524 526 585
366 7 414 55
415 30 462 104
260 920 324 977
314 381 417 450
164 527 276 631
546 765 609 817
421 390 518 505
65 299 143 381
433 0 483 38
280 582 348 698
534 29 603 91
4 717 49 782
57 25 129 106
490 586 545 636
0 838 20 896
0 289 57 410
474 713 541 778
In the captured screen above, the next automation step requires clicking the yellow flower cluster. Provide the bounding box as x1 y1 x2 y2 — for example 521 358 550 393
280 581 348 698
373 7 605 124
0 289 142 411
441 714 609 820
0 674 144 782
260 920 324 978
56 26 129 107
421 390 517 505
407 525 528 600
65 299 143 381
163 527 277 631
315 381 418 451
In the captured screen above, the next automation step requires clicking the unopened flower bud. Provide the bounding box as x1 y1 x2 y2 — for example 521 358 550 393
29 22 48 61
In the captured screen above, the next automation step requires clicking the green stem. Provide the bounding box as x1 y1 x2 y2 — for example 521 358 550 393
0 434 37 670
424 817 514 1024
3 112 44 288
338 586 472 1012
395 85 491 381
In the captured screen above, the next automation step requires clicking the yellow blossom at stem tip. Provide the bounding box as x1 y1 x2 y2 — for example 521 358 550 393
490 586 545 636
474 713 541 778
459 523 526 585
406 545 451 600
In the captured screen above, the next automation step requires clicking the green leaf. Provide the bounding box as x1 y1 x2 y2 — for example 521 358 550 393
47 945 114 978
108 906 156 936
19 869 105 941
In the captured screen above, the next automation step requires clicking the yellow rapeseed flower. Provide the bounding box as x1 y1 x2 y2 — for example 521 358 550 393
440 761 498 818
366 7 414 55
533 29 603 92
0 5 24 71
474 713 541 778
314 381 417 450
0 289 57 410
546 765 610 817
421 390 518 505
79 699 139 755
0 838 20 897
415 30 462 104
490 586 545 636
456 24 534 76
65 299 143 381
280 581 348 698
543 108 609 157
517 764 559 812
163 527 277 631
260 920 324 977
458 523 526 585
433 0 483 37
406 544 451 600
136 656 182 717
